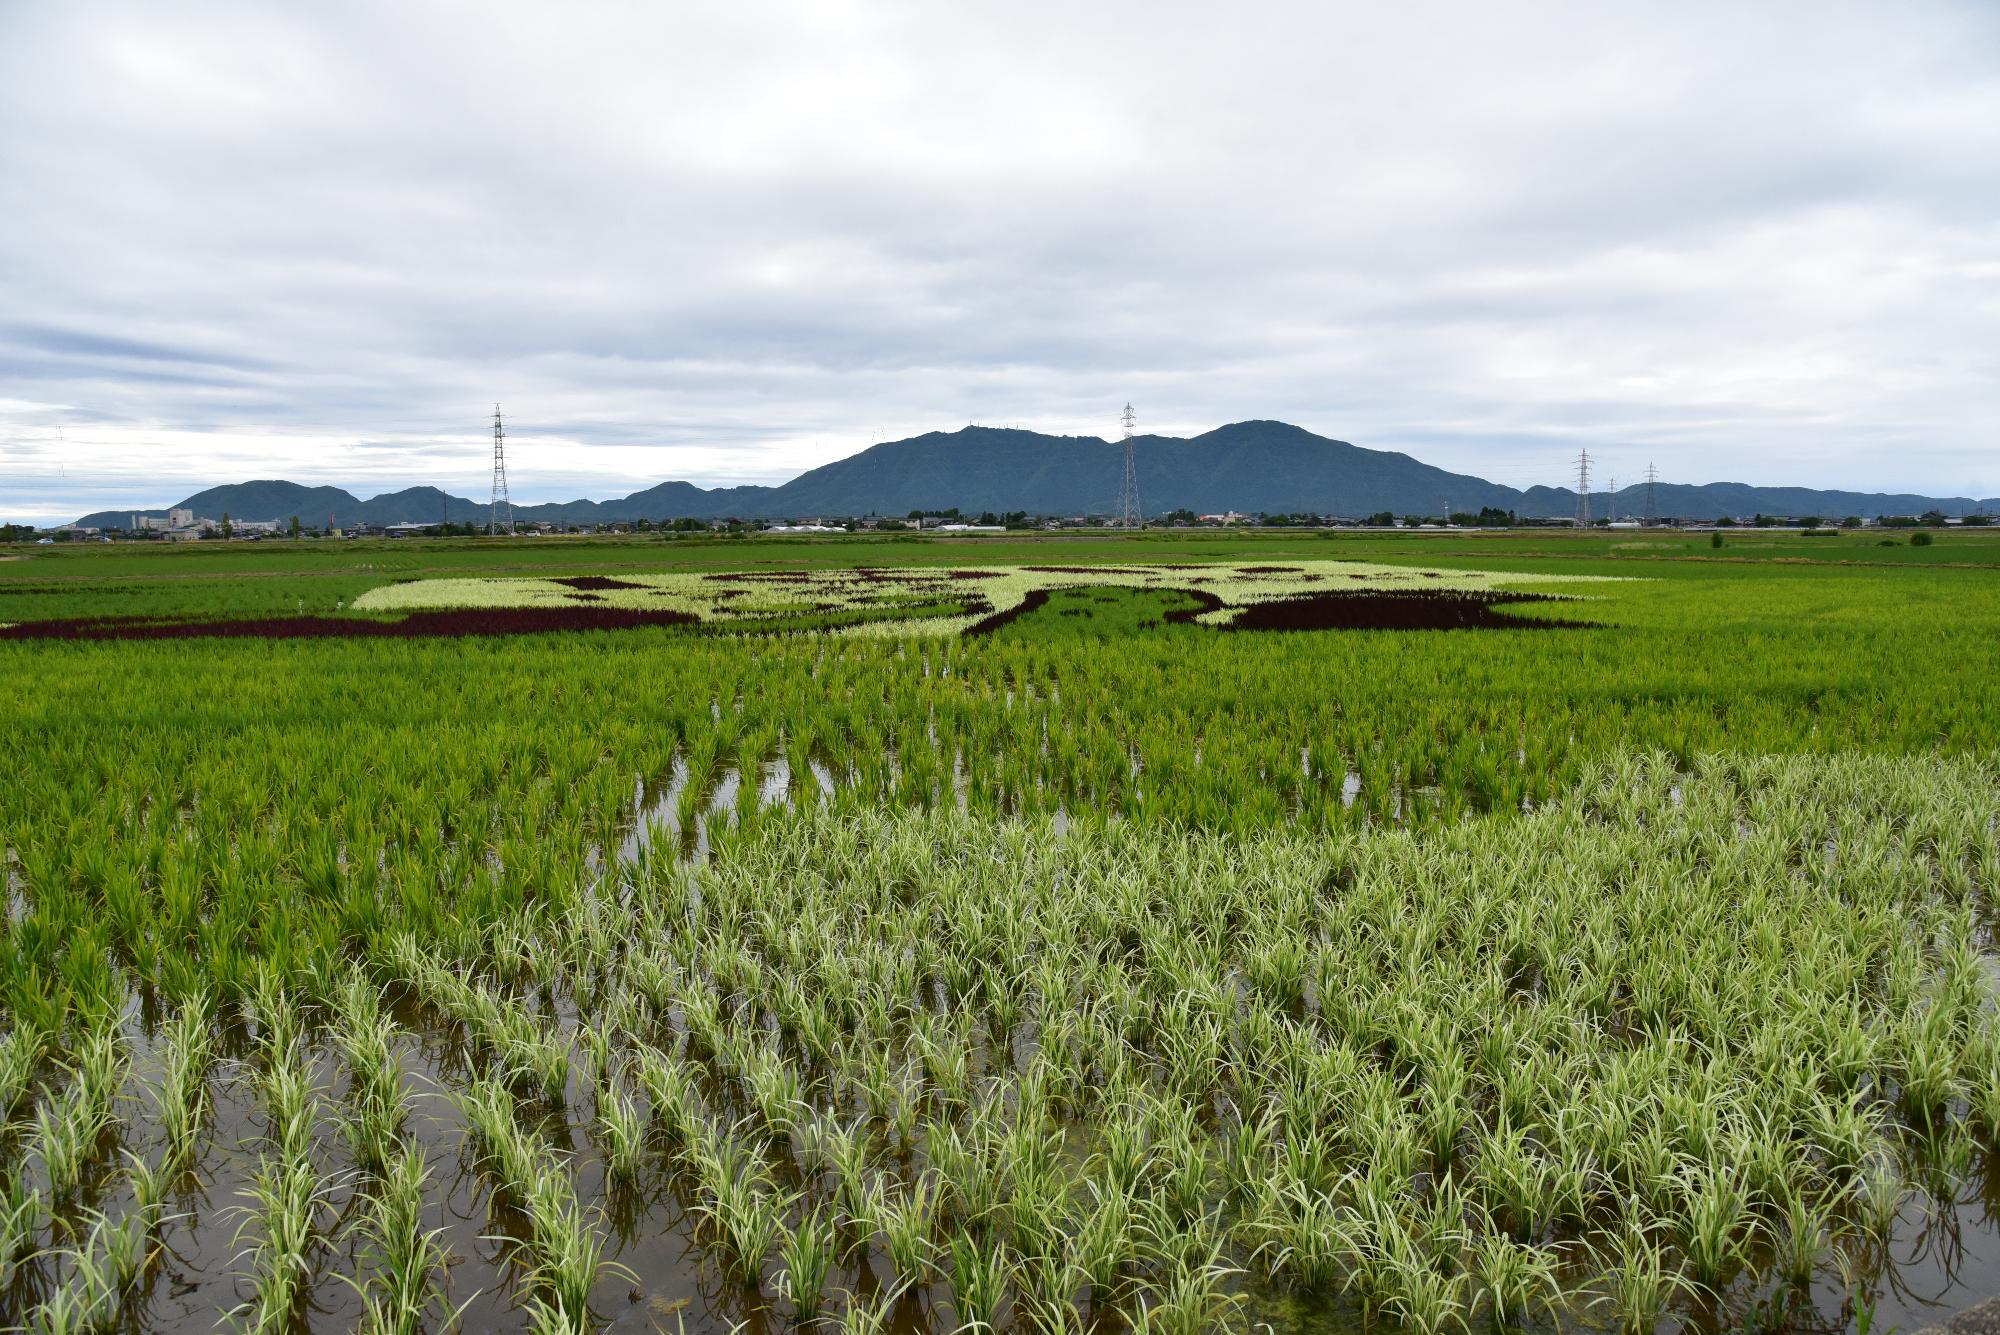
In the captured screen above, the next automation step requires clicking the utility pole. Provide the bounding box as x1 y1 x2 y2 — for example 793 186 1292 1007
1574 448 1592 528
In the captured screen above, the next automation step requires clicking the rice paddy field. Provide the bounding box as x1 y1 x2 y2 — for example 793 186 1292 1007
3 526 1999 1335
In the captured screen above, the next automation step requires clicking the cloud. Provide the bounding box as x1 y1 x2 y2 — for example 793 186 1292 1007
2 0 1997 522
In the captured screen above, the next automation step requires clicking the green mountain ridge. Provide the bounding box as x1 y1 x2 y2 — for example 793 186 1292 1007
70 420 1997 528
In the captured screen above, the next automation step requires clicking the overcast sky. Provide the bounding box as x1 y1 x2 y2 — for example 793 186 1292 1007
3 1 1997 522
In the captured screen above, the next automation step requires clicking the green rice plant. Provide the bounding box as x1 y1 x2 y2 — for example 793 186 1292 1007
576 1022 615 1091
837 1283 908 1335
35 1092 112 1200
344 1086 407 1178
343 1146 456 1335
1854 1159 1905 1237
25 1207 149 1332
776 1204 838 1324
451 1074 542 1198
597 1081 647 1183
1673 1165 1749 1292
1073 1182 1135 1303
1016 1241 1086 1335
72 1022 129 1124
157 1003 214 1177
695 1174 797 1288
518 1292 588 1335
741 1038 807 1135
948 1230 1011 1334
0 1178 44 1286
521 1171 618 1322
875 1175 938 1282
1470 1230 1562 1328
1591 1225 1692 1335
1131 1241 1243 1335
123 1148 171 1232
633 1043 702 1144
821 1116 875 1226
1378 1241 1469 1335
1239 1184 1344 1290
229 1148 330 1334
0 1023 45 1121
1775 1183 1833 1288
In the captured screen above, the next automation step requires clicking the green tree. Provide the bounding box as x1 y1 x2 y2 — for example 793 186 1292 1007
289 515 301 539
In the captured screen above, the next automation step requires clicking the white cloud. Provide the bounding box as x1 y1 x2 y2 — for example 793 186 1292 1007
2 0 1996 522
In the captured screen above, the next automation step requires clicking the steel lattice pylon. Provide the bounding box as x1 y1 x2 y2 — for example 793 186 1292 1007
489 405 514 536
1118 403 1142 528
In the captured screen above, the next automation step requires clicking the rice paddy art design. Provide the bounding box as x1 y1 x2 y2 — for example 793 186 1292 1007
351 561 1626 637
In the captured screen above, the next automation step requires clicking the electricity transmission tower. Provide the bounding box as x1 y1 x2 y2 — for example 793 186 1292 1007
1574 448 1592 528
489 404 514 536
1608 477 1617 525
1118 403 1142 528
1644 462 1660 525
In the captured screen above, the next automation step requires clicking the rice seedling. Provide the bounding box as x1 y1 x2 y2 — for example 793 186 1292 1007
1673 1164 1749 1292
1592 1226 1692 1335
35 1091 113 1201
1132 1242 1244 1335
0 1178 44 1285
596 1080 647 1182
228 1148 330 1335
1775 1183 1833 1289
123 1148 171 1232
344 1146 456 1335
520 1171 620 1322
948 1230 1012 1334
776 1204 838 1323
453 1073 545 1198
695 1172 798 1288
157 1003 214 1177
0 1024 43 1123
1854 1159 1906 1238
876 1175 939 1282
837 1284 908 1335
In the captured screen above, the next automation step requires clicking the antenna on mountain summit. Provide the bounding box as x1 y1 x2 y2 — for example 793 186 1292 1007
1118 403 1142 529
489 405 515 536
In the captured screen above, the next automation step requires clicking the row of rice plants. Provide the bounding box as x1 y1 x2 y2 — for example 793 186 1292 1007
0 750 1951 1331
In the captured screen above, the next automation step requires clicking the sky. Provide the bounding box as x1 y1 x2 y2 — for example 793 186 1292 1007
2 1 1997 523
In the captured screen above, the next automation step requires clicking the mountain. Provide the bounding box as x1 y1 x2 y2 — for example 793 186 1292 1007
73 421 1998 528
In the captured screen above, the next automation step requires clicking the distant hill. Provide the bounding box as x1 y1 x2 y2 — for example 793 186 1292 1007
74 420 1997 527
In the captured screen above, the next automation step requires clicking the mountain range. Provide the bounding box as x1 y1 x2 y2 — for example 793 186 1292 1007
73 421 1997 528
